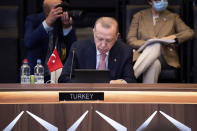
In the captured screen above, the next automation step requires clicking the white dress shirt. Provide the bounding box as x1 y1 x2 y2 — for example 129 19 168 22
42 20 72 36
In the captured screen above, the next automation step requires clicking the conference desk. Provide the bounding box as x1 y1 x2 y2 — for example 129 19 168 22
0 83 197 131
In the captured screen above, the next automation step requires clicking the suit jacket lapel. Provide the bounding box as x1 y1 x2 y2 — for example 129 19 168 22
154 10 168 37
108 42 120 77
143 9 156 38
86 39 96 69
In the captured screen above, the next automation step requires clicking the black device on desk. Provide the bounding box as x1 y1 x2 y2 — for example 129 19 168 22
74 69 110 83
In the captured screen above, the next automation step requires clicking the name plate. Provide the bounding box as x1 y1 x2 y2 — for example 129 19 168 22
59 92 104 101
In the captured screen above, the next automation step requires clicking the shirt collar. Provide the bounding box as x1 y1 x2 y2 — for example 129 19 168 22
96 49 109 56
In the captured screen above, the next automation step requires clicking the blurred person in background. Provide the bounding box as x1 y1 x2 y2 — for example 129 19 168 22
127 0 194 83
24 0 76 82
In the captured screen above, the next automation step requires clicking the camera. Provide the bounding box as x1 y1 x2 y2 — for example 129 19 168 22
55 2 83 19
53 1 83 46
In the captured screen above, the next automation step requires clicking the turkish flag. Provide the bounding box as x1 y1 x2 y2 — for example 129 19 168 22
47 48 63 72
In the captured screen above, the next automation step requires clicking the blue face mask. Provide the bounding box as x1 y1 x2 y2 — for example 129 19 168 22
153 0 168 12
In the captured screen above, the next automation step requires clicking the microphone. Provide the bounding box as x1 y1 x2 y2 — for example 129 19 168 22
69 48 76 80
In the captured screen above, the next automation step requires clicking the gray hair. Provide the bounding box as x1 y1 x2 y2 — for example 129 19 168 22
94 17 119 33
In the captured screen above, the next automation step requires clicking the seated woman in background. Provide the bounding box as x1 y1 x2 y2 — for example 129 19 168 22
127 0 194 83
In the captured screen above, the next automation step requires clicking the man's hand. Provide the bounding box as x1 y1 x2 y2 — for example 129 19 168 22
61 12 72 28
110 79 127 84
161 35 176 40
46 4 63 27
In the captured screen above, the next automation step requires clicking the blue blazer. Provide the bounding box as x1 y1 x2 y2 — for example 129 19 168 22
24 12 76 75
58 38 136 83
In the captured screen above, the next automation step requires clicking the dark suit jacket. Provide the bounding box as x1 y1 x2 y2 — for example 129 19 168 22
58 38 136 83
24 12 76 77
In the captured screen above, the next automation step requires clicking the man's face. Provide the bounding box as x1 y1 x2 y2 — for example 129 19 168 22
93 23 118 54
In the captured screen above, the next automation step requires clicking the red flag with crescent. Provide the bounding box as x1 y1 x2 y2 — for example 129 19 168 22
47 48 63 72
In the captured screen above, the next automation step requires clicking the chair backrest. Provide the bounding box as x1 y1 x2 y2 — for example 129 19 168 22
70 0 121 40
0 38 19 83
0 6 19 83
75 27 93 40
0 6 18 38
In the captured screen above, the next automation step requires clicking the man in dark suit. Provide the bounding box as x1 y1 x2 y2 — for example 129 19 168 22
58 17 136 83
24 0 76 81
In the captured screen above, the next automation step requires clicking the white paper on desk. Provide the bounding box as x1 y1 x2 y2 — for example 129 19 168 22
138 39 175 52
